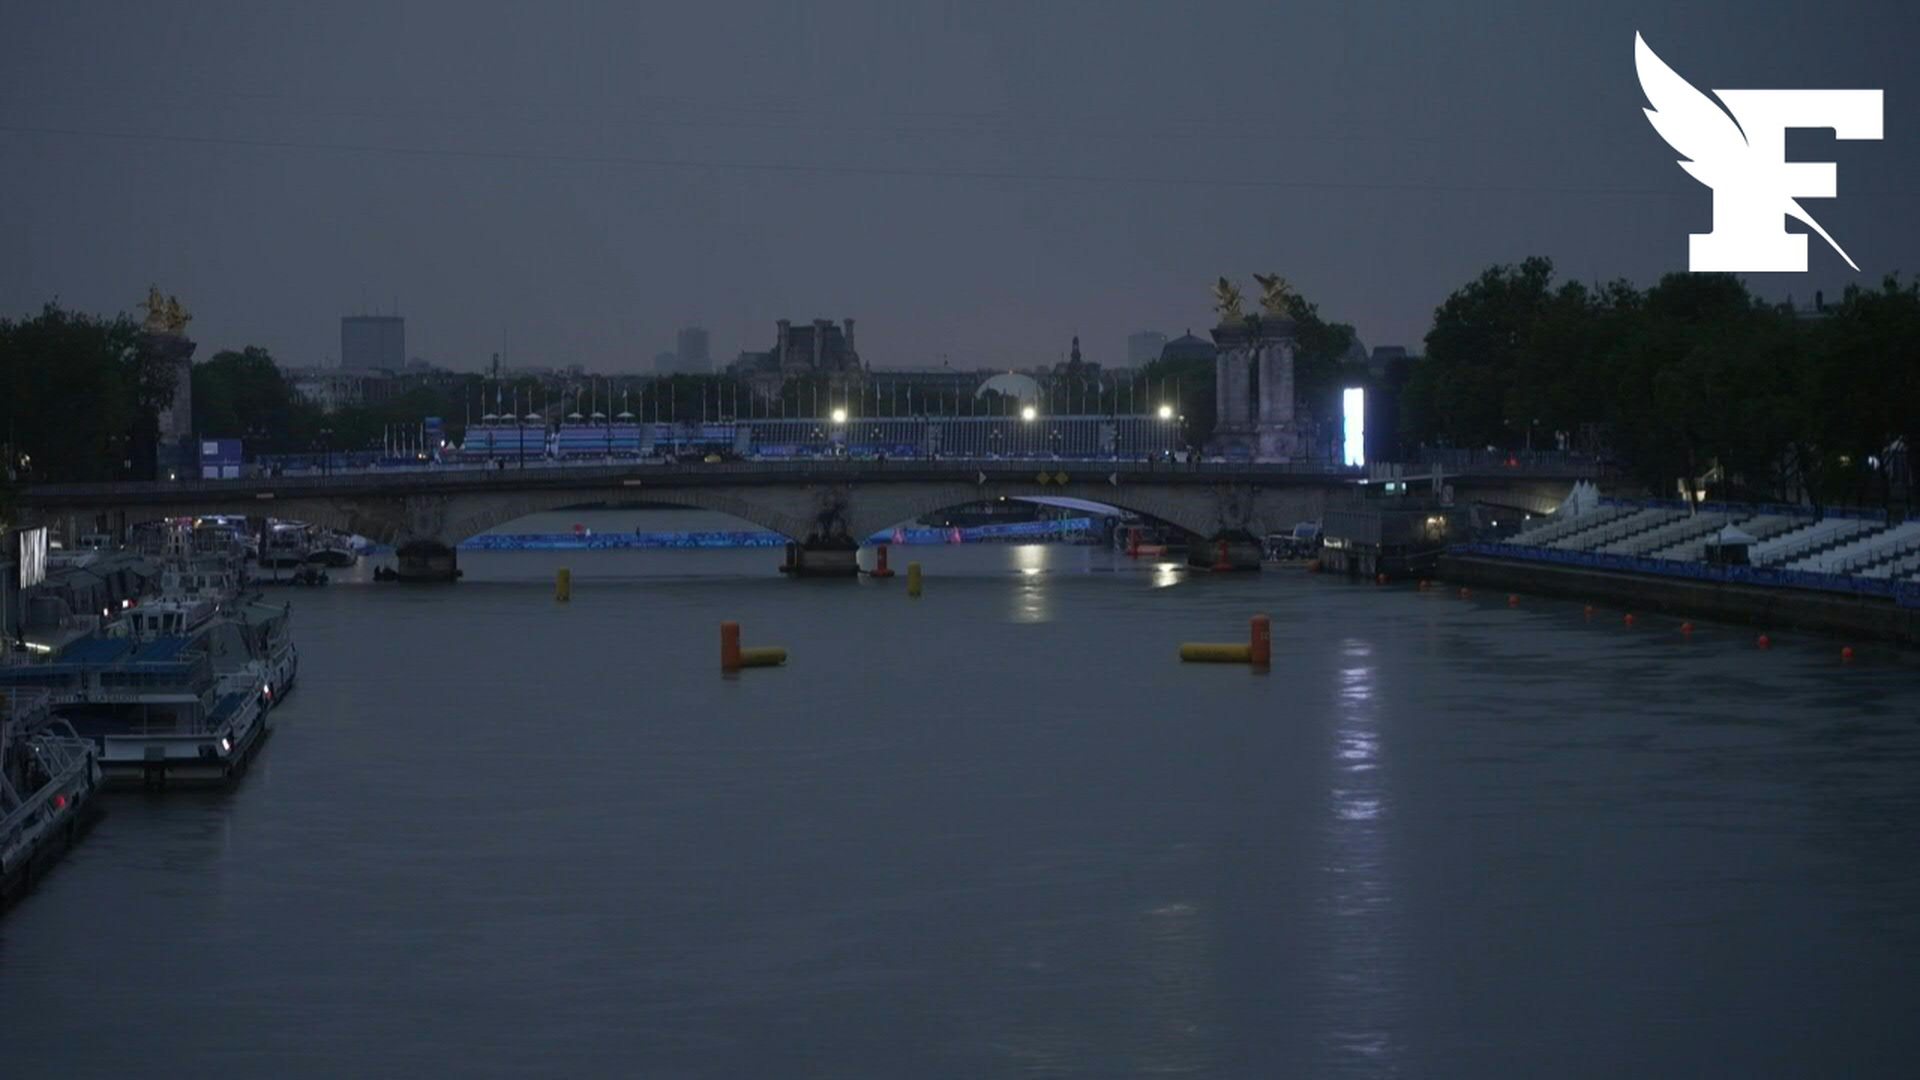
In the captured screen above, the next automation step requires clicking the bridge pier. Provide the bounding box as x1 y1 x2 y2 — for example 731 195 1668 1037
779 540 859 578
1186 530 1265 573
392 540 463 583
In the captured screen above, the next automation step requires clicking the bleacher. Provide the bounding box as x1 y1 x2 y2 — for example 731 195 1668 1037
1751 518 1882 568
1780 520 1920 575
1506 504 1636 547
1858 550 1920 581
1487 495 1920 594
1648 514 1802 562
1549 507 1686 551
1597 511 1750 557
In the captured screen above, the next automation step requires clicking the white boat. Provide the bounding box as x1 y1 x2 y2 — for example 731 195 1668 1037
1 689 102 905
0 635 268 789
304 531 358 568
259 522 312 569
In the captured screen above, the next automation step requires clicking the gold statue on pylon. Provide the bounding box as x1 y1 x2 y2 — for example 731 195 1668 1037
1211 277 1244 321
139 285 192 333
1252 273 1296 318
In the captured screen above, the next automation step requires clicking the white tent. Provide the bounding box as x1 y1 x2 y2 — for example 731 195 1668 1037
1554 480 1601 518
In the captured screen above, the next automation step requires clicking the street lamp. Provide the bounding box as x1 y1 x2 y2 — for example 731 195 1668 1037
1020 404 1037 422
831 407 848 425
1157 404 1173 420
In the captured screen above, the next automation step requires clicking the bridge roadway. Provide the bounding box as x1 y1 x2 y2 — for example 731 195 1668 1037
15 458 1585 580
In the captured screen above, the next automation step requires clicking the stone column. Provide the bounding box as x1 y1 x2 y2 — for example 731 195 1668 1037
1257 337 1294 428
1253 319 1300 462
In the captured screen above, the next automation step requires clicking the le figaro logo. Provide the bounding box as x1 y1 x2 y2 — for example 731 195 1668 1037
1636 32 1881 273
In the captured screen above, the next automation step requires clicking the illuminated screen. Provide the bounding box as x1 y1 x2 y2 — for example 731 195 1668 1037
1342 387 1366 467
17 526 48 588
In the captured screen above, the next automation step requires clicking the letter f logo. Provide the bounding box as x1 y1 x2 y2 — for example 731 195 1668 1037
1636 33 1882 272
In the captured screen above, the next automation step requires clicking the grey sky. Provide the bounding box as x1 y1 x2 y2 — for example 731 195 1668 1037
2 1 1911 372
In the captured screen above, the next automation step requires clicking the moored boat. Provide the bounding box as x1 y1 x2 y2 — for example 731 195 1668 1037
0 635 270 789
1 689 103 907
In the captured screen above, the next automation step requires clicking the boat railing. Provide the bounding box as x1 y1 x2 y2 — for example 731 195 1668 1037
2 701 94 859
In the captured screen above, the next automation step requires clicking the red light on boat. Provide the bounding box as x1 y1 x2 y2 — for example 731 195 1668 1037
54 793 68 809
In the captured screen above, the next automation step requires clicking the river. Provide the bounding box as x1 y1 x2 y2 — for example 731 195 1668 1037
4 510 1919 1076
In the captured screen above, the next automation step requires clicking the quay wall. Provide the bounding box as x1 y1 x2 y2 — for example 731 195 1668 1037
1441 552 1920 646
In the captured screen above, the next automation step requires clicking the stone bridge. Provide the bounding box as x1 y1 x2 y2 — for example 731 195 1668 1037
14 459 1588 579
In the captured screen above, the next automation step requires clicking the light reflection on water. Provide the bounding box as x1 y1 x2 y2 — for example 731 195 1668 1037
1321 637 1401 1069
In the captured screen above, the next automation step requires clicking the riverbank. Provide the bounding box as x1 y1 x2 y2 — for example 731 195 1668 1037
1441 552 1920 646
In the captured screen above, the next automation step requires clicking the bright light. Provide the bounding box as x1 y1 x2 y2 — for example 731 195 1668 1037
1342 387 1366 467
220 737 232 753
1020 405 1037 422
830 407 847 424
1157 404 1173 420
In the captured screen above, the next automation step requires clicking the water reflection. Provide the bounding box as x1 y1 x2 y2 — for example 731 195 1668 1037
1321 637 1401 1067
1012 544 1051 621
1152 562 1182 589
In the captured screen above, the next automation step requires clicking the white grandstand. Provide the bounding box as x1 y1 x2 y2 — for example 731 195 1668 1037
1502 502 1920 583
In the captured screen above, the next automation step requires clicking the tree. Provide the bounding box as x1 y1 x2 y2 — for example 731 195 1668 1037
0 303 147 481
192 346 320 452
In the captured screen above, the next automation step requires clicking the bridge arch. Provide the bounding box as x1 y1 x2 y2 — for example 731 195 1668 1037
430 487 822 549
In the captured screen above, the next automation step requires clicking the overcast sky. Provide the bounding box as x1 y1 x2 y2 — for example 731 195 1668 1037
2 1 1911 372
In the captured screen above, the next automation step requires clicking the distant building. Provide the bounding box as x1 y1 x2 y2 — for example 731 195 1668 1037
1158 330 1216 364
289 368 372 413
729 318 864 399
340 316 405 372
675 327 711 373
1127 331 1167 367
1367 346 1410 379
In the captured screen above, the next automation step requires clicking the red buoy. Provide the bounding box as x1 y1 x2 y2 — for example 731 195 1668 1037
1506 593 1518 607
1756 634 1771 650
1680 622 1694 635
1623 613 1636 627
1842 646 1855 663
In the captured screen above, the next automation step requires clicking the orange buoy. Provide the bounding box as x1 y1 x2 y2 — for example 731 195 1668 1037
1458 587 1470 598
1583 605 1594 618
870 543 895 578
1680 621 1693 635
720 620 741 671
1841 646 1855 663
1756 633 1771 650
1250 614 1271 668
1506 593 1518 607
1375 572 1388 585
1623 613 1636 627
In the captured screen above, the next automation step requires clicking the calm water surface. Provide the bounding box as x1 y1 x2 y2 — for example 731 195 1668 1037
4 514 1920 1077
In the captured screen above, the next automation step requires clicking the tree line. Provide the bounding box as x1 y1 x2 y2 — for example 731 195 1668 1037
1402 257 1918 507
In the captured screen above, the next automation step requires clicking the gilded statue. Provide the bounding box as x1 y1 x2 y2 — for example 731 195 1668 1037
139 285 192 334
1252 273 1295 318
1211 277 1244 321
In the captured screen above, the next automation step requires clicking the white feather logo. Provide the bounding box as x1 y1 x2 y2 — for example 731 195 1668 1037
1636 32 1860 271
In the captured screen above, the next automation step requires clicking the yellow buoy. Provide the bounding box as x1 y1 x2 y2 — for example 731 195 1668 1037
1179 642 1253 663
907 561 923 598
737 646 788 668
721 621 788 672
555 567 571 602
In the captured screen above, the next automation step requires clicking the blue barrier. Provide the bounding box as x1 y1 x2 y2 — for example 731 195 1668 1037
1457 541 1920 608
